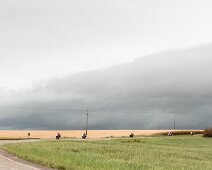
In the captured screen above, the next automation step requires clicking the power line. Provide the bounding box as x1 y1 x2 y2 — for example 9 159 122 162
0 106 87 112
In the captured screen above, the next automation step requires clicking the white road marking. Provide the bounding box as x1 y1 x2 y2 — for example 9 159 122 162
0 155 40 170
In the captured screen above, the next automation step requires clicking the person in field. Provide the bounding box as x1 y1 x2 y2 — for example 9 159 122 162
130 133 134 138
56 132 61 139
82 133 87 139
168 131 173 136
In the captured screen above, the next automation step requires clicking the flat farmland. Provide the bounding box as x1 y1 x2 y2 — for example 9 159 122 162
2 135 212 170
0 130 202 139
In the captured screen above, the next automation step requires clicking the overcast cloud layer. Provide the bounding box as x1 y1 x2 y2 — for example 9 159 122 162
0 44 212 130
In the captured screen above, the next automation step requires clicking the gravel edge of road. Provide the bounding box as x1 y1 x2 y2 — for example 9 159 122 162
0 149 54 170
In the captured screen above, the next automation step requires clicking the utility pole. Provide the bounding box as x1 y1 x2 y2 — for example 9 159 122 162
173 113 176 130
85 110 89 135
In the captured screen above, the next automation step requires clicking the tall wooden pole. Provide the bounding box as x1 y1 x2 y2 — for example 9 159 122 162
173 113 176 130
86 110 88 135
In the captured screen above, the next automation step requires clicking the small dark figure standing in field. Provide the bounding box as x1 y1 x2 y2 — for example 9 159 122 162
56 133 61 140
82 133 87 139
130 133 134 138
168 131 173 136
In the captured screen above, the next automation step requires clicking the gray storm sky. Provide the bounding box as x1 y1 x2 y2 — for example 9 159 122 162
1 0 212 89
1 0 212 130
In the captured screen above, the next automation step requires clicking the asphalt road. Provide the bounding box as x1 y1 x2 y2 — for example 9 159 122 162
0 140 53 170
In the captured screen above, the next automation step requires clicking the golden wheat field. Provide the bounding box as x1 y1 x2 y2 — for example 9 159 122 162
0 130 203 139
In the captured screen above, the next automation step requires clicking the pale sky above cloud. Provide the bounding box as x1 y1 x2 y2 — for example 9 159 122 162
1 0 212 89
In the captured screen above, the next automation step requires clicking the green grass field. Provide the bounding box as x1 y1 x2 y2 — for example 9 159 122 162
1 136 212 170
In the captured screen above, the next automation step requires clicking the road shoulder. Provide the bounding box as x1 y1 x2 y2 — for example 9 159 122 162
0 149 53 170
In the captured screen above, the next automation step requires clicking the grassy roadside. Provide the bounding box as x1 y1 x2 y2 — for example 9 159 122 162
1 136 212 170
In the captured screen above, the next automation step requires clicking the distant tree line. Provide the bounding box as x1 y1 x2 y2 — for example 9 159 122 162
203 128 212 137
